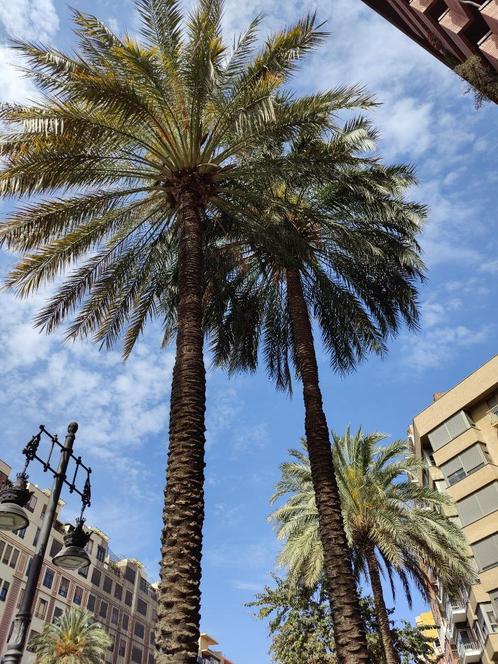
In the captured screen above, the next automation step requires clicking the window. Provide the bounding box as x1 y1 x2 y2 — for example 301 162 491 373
125 590 133 606
139 577 149 594
96 545 106 562
119 640 126 657
0 580 10 601
25 557 32 577
134 621 145 639
15 527 26 539
2 544 12 564
472 534 498 572
86 539 93 555
0 541 4 559
52 606 63 623
148 655 155 664
87 594 96 612
43 569 54 589
124 565 136 584
35 598 48 620
91 569 101 587
26 494 37 513
103 575 113 593
150 630 155 645
427 411 473 451
490 589 498 621
457 482 498 526
122 613 129 630
137 598 147 617
78 565 89 578
111 606 119 624
58 577 70 598
50 539 63 558
114 583 123 601
33 528 40 547
73 586 83 605
441 444 490 485
131 647 143 663
99 600 108 619
40 504 47 520
26 630 40 652
9 548 19 569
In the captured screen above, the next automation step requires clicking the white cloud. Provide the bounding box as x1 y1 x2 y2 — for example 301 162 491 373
401 324 491 371
0 45 37 104
0 288 172 465
0 0 59 42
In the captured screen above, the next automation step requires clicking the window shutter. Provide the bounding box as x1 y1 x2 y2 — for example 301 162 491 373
458 493 481 526
460 446 485 473
472 535 498 571
442 456 463 479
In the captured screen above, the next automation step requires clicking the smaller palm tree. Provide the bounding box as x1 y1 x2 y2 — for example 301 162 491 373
29 607 112 664
270 430 477 664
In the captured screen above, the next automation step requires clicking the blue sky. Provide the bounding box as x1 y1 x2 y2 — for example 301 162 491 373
0 0 497 662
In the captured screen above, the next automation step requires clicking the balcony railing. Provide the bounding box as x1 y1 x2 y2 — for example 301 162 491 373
456 632 482 662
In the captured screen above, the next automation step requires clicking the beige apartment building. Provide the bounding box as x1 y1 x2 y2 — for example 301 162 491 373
411 354 498 664
0 459 233 664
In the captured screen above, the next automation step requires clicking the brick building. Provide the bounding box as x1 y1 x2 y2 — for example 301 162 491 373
0 459 233 664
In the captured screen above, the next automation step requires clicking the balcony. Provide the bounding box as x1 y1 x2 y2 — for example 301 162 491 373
449 599 467 623
456 633 483 663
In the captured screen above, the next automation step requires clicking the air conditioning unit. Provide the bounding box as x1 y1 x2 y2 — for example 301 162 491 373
489 405 498 427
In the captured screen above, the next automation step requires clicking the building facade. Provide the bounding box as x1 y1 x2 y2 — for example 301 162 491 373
0 459 233 664
361 0 498 74
411 354 498 664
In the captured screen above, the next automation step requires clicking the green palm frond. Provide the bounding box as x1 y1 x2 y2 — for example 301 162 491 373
269 431 477 600
29 607 112 664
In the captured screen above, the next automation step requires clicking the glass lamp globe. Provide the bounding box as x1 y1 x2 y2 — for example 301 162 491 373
0 502 30 531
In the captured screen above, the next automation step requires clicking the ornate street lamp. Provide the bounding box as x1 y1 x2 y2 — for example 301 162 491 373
0 422 93 664
52 518 91 570
0 473 31 531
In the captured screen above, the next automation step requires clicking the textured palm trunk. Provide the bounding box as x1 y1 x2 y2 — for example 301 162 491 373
366 547 400 664
286 267 370 664
156 191 206 663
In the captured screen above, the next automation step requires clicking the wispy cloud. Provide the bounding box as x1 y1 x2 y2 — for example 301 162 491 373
0 0 59 41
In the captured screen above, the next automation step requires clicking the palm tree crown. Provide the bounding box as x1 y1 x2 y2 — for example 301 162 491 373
29 607 111 664
272 431 474 593
0 2 339 354
270 430 476 662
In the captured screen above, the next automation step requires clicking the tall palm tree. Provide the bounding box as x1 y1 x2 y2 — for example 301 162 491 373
0 3 351 661
29 607 111 664
210 131 425 662
270 431 477 664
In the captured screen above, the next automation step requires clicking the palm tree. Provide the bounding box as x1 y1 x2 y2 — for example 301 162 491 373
210 131 425 662
270 431 477 664
0 2 348 661
29 607 111 664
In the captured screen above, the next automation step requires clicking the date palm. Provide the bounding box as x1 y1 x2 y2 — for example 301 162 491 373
0 2 348 661
270 431 476 664
211 132 425 662
29 607 111 664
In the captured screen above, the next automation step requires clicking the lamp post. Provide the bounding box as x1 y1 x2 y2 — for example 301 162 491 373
0 422 92 664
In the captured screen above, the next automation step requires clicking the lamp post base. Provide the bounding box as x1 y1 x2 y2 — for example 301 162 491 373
1 613 30 664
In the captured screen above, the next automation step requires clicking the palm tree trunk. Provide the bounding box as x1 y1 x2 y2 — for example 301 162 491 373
285 267 370 664
365 546 400 664
156 191 206 663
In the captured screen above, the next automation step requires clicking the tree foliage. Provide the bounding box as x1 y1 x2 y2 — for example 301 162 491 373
270 430 476 599
249 577 436 664
455 55 498 108
29 607 112 664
